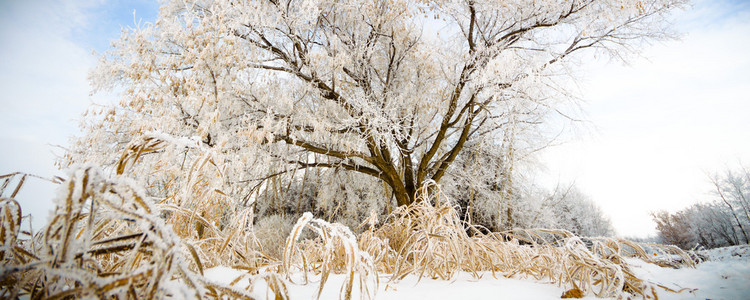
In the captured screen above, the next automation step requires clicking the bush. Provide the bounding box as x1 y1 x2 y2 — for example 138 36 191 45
254 214 296 260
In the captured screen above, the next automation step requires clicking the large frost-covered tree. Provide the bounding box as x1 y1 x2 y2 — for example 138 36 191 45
67 0 684 225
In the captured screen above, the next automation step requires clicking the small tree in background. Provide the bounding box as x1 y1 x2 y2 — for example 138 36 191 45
709 168 750 244
651 210 693 249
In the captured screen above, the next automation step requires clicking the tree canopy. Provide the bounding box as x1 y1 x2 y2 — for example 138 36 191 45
67 0 684 230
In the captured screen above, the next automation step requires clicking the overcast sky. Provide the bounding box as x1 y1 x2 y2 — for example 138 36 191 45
542 0 750 237
1 0 748 237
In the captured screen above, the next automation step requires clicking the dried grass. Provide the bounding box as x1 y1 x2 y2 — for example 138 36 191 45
283 212 378 300
359 183 697 298
0 167 265 299
0 135 283 299
1 137 699 299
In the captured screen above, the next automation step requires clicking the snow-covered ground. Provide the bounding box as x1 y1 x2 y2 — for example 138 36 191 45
205 245 750 299
633 244 750 300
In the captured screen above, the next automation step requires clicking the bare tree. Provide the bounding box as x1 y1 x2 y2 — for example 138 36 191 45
709 169 750 244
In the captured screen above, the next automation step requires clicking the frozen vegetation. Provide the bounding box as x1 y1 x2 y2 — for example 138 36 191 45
0 169 713 299
652 166 750 250
6 0 742 299
206 245 750 299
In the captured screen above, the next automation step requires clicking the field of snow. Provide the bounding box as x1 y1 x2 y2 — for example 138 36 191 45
205 245 750 299
638 244 750 300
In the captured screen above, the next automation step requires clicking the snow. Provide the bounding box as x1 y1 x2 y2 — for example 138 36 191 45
205 245 750 300
204 268 592 300
628 244 750 300
373 274 597 300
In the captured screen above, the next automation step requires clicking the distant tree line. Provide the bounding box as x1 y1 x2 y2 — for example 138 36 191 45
652 164 750 249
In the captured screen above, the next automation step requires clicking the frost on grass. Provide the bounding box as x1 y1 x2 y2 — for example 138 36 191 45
0 168 267 299
357 183 699 298
0 134 698 299
283 212 378 300
1 167 703 299
254 214 296 260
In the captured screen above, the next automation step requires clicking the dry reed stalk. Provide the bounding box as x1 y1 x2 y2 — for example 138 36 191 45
1 136 282 300
359 182 697 299
283 212 378 300
1 134 701 299
117 134 268 271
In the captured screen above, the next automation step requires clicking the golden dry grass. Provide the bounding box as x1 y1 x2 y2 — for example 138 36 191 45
283 212 378 300
0 168 277 299
391 184 698 297
1 136 698 299
282 183 698 299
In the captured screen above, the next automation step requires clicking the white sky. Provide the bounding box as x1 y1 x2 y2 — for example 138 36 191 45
541 0 750 237
1 0 748 237
0 0 158 231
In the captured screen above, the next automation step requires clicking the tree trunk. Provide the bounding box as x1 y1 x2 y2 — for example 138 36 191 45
394 188 412 207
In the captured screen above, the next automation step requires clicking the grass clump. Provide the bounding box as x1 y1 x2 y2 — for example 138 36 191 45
359 182 697 298
1 136 699 299
0 167 284 299
254 214 296 260
283 212 378 300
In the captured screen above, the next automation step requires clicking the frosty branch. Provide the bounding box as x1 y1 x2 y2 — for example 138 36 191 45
74 0 685 214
